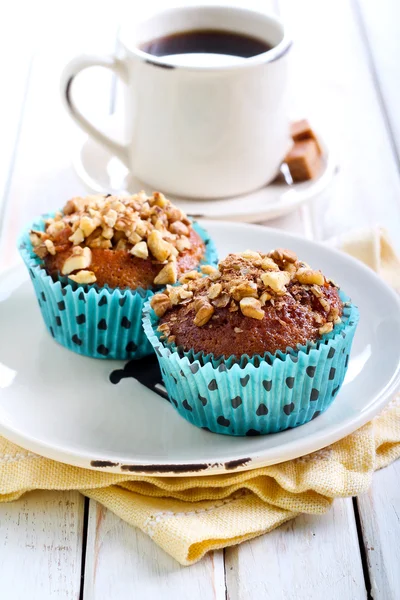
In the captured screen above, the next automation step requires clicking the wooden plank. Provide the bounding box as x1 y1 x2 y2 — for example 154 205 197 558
0 491 84 600
356 461 400 600
82 499 226 600
225 499 367 600
355 0 400 160
279 0 400 246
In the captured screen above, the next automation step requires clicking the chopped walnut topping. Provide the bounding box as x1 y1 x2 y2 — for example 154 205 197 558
260 291 272 305
44 239 56 255
208 283 222 300
261 257 279 271
130 241 148 259
240 250 262 262
69 228 85 245
153 261 178 285
179 270 202 284
200 265 220 279
62 247 92 275
231 281 258 301
68 270 97 284
170 221 189 236
212 293 230 308
261 270 291 294
269 248 297 264
147 230 173 262
239 297 264 320
150 293 172 317
150 250 341 336
193 300 214 326
168 285 193 305
319 322 333 335
319 297 331 312
311 284 323 298
31 192 198 286
296 268 325 286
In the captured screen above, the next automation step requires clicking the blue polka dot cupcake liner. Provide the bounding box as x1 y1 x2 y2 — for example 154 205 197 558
18 214 218 360
142 292 359 435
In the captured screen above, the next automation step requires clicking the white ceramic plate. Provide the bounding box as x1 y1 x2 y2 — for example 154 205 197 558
1 222 399 476
74 115 336 223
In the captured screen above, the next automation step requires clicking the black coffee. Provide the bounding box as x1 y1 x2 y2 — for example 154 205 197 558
140 29 272 59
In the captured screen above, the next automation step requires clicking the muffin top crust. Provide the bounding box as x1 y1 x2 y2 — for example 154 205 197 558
29 192 205 289
150 249 343 357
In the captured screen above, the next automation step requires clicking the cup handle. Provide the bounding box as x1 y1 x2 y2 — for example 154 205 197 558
60 54 129 166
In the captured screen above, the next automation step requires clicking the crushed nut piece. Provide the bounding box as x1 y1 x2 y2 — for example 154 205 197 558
44 239 56 255
69 228 84 245
150 293 172 317
176 237 192 252
319 322 333 335
261 257 279 271
68 270 97 284
153 261 178 285
241 250 262 261
179 270 202 284
261 270 291 294
231 281 258 301
148 230 173 262
79 216 97 238
169 287 193 305
62 247 92 275
328 307 340 322
47 220 65 236
169 221 189 236
296 268 324 286
319 297 331 312
200 265 220 280
29 231 45 247
193 301 214 326
208 283 222 300
130 241 148 259
239 297 264 320
311 284 323 298
269 248 297 264
260 291 272 305
234 327 243 333
212 293 230 308
103 209 118 228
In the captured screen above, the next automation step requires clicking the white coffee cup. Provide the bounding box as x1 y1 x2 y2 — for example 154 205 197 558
61 5 292 199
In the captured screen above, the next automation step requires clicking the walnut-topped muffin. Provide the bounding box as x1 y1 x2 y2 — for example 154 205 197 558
150 249 343 357
144 247 358 436
20 191 216 360
29 192 205 289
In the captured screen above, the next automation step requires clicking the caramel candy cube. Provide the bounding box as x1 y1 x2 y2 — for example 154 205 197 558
285 139 321 182
290 119 322 154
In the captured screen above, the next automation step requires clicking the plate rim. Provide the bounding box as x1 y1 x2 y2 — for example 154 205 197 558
1 221 400 476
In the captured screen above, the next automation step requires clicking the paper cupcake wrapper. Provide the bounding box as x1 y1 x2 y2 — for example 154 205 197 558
143 293 359 435
18 214 218 360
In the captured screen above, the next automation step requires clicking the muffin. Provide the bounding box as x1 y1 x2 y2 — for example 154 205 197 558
18 192 217 359
143 249 359 435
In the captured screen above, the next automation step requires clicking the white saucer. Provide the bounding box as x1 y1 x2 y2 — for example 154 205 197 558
1 221 399 476
74 115 337 223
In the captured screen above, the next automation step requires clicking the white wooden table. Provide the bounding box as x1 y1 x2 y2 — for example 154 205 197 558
0 0 399 598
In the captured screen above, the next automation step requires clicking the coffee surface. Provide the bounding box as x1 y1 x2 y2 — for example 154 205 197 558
140 29 272 59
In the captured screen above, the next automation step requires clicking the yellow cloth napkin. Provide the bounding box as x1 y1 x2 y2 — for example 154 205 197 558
1 227 399 565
